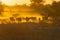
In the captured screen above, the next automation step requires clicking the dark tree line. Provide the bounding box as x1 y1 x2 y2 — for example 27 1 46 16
44 1 60 25
30 0 60 26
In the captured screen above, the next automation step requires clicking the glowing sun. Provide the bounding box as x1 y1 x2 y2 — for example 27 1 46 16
1 0 31 6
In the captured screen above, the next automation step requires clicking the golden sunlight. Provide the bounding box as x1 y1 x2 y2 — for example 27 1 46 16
1 0 31 6
1 0 60 6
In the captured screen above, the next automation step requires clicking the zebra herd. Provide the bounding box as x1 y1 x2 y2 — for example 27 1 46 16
9 17 41 23
0 17 42 24
0 16 53 24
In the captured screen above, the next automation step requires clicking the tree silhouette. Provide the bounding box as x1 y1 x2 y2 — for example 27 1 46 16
51 1 60 25
43 1 60 25
43 1 60 17
51 1 60 17
30 0 44 13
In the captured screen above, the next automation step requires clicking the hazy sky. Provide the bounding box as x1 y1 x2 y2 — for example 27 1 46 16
44 0 60 5
1 0 31 5
0 0 60 6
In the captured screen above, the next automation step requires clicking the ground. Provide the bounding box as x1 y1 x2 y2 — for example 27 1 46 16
0 22 60 40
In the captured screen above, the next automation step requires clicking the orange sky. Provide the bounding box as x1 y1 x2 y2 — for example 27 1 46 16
1 0 31 6
0 0 60 6
44 0 60 5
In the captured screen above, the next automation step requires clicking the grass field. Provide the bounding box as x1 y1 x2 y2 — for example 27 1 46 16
0 22 60 40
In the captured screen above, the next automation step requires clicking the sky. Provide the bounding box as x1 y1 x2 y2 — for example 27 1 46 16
0 0 60 6
1 0 31 6
44 0 60 5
